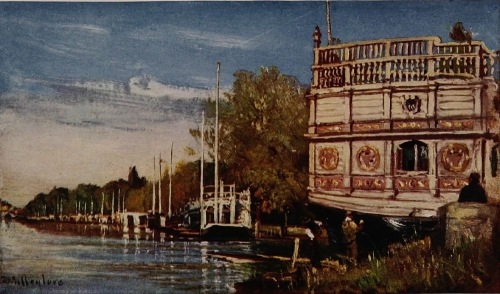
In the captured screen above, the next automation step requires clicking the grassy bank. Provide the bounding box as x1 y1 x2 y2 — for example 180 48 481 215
237 235 500 293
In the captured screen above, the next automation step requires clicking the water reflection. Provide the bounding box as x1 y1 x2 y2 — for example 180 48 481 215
0 221 262 293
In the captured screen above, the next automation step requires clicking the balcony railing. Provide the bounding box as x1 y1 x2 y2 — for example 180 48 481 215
312 36 496 88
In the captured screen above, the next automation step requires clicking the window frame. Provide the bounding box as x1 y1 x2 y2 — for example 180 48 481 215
395 140 429 175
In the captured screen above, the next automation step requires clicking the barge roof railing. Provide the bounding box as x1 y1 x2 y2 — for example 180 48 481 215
312 34 497 89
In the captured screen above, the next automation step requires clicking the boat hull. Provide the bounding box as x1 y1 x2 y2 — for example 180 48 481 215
200 224 252 241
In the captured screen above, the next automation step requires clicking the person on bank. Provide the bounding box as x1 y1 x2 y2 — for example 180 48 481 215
458 172 488 203
342 211 363 265
305 219 323 268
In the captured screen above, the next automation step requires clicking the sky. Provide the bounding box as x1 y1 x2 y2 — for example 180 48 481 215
0 1 498 207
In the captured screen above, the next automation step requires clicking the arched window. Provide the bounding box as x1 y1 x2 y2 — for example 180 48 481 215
397 140 429 172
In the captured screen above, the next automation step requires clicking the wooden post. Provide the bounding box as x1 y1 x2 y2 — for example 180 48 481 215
291 237 300 269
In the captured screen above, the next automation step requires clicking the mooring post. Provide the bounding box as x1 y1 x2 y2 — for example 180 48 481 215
291 237 300 269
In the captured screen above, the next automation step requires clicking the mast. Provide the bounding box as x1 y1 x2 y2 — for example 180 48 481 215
214 62 220 224
91 198 93 215
200 111 205 229
122 189 125 213
117 189 120 214
152 156 156 214
159 153 162 215
326 0 333 45
112 191 115 216
168 142 173 219
101 192 104 215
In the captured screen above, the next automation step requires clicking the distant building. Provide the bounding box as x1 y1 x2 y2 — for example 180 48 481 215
306 27 498 217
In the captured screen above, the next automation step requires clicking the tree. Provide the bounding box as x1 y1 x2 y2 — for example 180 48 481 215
172 160 200 215
25 193 48 216
73 184 100 214
192 66 309 211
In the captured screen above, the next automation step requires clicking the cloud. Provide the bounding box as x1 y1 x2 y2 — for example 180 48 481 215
127 23 252 50
1 77 206 134
176 28 252 50
54 23 109 35
128 76 209 100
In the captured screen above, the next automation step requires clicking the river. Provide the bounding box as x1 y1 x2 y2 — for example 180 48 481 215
0 220 277 293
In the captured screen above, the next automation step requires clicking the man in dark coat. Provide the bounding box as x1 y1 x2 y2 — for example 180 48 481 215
305 219 323 268
458 172 487 203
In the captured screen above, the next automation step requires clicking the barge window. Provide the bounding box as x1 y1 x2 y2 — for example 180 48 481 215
397 140 428 172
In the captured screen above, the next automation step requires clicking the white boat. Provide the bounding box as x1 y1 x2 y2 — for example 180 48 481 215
199 183 252 240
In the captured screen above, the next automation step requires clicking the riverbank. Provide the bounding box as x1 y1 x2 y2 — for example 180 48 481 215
235 236 500 293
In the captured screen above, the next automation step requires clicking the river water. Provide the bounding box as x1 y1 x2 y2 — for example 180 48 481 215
0 221 274 293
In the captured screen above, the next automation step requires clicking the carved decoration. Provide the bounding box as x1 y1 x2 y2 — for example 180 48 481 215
353 123 384 132
318 147 340 170
356 146 381 171
317 124 344 133
393 121 427 129
440 143 471 172
315 176 344 190
439 177 468 189
394 177 429 190
438 120 474 130
401 95 422 116
352 177 385 190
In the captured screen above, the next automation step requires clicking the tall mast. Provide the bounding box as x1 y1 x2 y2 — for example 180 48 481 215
326 0 333 45
159 153 162 214
101 192 104 215
117 188 120 214
168 142 173 220
200 111 205 229
152 156 156 214
214 62 220 224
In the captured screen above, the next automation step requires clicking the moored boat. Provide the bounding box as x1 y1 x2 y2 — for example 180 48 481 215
306 19 498 220
199 183 252 240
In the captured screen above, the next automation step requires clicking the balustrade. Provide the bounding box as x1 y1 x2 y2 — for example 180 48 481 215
313 36 496 88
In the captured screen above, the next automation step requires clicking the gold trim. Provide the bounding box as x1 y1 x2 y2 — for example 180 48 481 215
356 145 381 171
318 147 340 170
440 143 471 172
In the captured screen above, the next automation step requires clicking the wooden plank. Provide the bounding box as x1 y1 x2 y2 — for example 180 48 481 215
316 113 344 122
438 101 473 110
438 96 473 103
352 94 382 101
309 192 448 217
436 109 474 117
437 89 473 96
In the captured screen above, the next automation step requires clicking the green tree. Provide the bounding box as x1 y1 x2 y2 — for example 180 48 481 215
192 66 309 211
25 193 48 216
46 187 70 216
73 184 100 214
172 160 200 215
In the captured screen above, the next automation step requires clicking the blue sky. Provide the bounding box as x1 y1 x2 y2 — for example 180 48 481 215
0 1 498 206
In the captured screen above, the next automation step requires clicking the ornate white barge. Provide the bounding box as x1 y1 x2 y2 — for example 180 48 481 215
307 27 498 218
